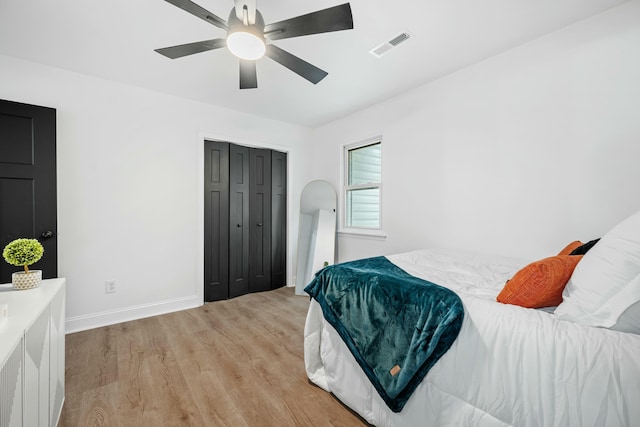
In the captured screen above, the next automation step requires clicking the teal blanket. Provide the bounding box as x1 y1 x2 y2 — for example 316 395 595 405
304 256 464 412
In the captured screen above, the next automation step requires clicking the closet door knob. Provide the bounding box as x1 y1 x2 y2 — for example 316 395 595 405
257 223 262 227
237 224 242 227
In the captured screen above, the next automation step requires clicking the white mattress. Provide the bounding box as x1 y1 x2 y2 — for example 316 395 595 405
304 248 640 427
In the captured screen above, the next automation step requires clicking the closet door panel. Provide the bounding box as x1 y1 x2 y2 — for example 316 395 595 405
249 148 272 292
271 151 287 288
204 141 230 301
229 144 250 298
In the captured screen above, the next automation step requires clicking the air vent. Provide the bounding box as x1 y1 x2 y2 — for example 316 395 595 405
369 32 412 58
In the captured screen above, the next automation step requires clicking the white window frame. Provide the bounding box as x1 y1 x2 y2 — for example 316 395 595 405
339 137 386 239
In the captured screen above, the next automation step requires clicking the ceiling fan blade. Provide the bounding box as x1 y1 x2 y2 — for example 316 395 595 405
155 39 226 59
265 45 328 84
264 3 353 41
234 0 256 25
163 0 228 30
239 60 258 89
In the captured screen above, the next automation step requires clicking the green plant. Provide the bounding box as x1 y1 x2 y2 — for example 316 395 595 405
2 238 44 272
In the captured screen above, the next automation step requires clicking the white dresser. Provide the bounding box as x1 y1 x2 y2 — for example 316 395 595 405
0 278 65 427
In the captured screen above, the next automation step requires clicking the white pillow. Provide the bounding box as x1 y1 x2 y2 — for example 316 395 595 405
554 210 640 333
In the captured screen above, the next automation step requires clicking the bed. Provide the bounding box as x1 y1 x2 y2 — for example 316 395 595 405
303 211 640 427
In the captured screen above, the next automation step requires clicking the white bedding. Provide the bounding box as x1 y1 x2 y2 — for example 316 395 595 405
304 248 640 427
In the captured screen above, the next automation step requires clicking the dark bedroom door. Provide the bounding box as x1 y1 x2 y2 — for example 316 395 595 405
0 99 57 283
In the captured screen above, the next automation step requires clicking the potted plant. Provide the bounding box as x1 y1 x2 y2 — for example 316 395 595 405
2 238 44 290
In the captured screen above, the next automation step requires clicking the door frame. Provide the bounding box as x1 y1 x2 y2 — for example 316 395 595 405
196 132 292 303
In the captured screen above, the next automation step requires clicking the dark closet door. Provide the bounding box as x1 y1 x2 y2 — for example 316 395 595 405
204 140 230 301
271 151 287 289
248 148 272 293
0 99 57 283
228 144 250 298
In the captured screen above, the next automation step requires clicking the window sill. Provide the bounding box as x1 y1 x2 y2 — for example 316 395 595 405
338 229 387 240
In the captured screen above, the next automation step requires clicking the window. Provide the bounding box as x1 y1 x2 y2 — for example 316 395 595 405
344 140 382 230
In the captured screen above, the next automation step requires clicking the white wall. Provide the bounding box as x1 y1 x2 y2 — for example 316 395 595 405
0 54 313 332
311 1 640 262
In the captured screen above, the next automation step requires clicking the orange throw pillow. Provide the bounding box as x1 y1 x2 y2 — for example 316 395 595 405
558 241 583 256
497 255 583 308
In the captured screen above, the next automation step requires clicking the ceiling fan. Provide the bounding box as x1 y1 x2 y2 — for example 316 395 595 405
155 0 354 89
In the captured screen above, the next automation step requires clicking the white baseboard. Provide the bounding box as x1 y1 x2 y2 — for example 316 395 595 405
65 295 202 334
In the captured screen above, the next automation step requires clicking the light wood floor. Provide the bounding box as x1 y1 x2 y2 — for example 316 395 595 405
60 287 370 427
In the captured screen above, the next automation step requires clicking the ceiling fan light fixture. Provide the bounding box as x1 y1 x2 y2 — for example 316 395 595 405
225 8 266 61
156 2 354 88
226 30 265 60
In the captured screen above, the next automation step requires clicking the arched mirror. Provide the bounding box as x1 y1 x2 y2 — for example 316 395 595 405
295 180 337 295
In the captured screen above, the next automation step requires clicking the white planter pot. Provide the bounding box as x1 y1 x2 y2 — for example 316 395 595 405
12 270 42 290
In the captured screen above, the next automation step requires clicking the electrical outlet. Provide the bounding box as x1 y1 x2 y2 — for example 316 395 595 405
105 280 116 294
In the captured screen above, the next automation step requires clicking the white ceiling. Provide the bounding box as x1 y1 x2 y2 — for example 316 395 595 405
0 0 628 127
